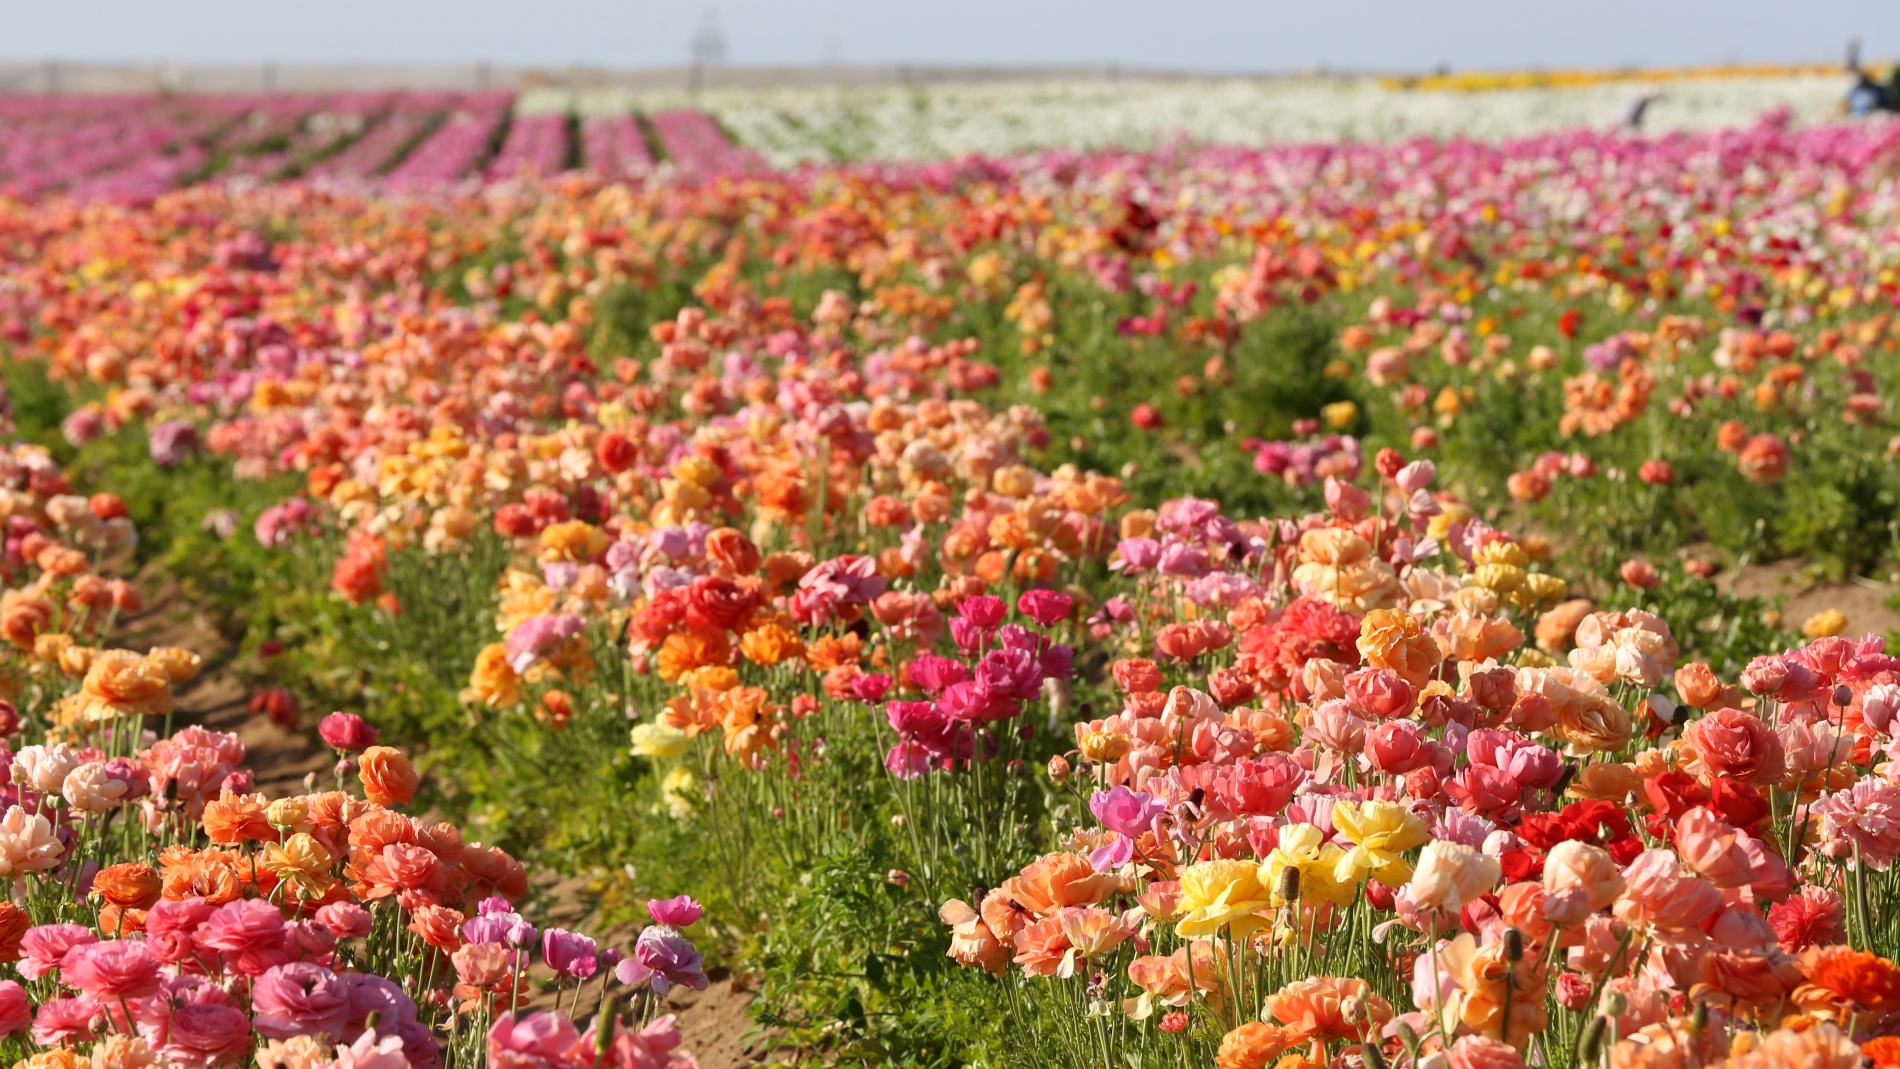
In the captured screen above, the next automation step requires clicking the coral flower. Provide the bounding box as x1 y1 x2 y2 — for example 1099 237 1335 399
1265 976 1392 1041
1794 946 1900 1019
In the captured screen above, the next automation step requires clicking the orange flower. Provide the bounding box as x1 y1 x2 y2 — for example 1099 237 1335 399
738 622 803 667
1864 1035 1900 1069
201 791 273 845
706 528 763 576
1216 1022 1293 1069
1358 610 1443 690
0 591 52 650
456 844 528 902
0 901 27 962
358 746 419 807
160 852 243 905
92 862 163 909
656 629 731 683
77 649 175 721
1795 946 1900 1019
805 632 865 671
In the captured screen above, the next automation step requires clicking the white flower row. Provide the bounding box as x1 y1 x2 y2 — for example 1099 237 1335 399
517 75 1858 166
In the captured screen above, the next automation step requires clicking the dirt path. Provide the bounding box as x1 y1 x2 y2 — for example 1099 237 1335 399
112 570 331 796
1728 558 1900 638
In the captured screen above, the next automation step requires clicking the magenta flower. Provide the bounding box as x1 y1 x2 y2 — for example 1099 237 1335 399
646 895 703 929
63 940 162 1001
318 711 380 753
17 924 96 981
541 928 600 979
0 981 26 1038
1016 589 1074 626
197 898 293 977
1090 786 1165 837
487 1011 583 1069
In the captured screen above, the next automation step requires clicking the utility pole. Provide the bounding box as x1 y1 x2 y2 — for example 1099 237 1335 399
688 9 727 98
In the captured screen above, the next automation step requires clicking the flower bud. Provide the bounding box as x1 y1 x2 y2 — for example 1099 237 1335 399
1276 865 1302 903
1501 926 1524 963
1047 754 1072 781
1578 1017 1608 1063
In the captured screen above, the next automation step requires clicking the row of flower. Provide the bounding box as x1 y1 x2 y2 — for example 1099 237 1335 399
0 93 751 199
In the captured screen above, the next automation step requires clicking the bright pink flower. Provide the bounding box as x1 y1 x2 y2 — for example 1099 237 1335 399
645 896 703 929
144 896 215 964
1767 885 1846 952
1344 667 1414 719
1016 590 1074 626
63 939 162 1000
318 712 380 753
1365 720 1434 775
196 897 292 976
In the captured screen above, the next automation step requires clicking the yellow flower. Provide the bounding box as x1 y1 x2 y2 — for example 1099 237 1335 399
1802 609 1848 639
1321 400 1359 429
261 833 335 896
1261 824 1355 908
631 722 690 760
1331 800 1429 887
1175 859 1276 940
661 765 700 819
539 520 609 563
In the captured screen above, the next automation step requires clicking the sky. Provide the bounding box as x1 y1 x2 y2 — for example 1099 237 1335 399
1 0 1894 74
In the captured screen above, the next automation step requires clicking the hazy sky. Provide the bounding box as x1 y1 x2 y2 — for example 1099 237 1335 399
3 0 1894 73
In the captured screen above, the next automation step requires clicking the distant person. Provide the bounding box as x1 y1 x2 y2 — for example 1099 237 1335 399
1623 92 1659 131
1848 69 1889 115
1844 36 1894 115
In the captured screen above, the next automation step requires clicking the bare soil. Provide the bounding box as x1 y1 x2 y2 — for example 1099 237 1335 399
1728 557 1900 638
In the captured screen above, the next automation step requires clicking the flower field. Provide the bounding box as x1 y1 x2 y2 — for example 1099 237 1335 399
0 78 1896 1069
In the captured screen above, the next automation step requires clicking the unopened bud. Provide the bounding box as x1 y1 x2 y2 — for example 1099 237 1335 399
364 1010 383 1033
1046 754 1071 781
1501 926 1524 963
1690 999 1709 1033
1276 865 1301 903
1341 994 1367 1024
1578 1016 1608 1062
1363 1041 1389 1069
1835 684 1854 707
890 813 908 829
1393 1021 1419 1053
1601 990 1627 1018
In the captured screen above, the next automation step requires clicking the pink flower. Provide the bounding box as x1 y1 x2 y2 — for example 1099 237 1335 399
252 962 351 1041
1344 668 1414 719
645 896 703 929
542 929 599 979
1673 806 1762 888
32 995 102 1046
318 712 380 753
1683 707 1784 785
1365 721 1434 775
144 897 215 963
487 1011 585 1069
587 1013 698 1069
63 939 162 1000
316 902 375 940
1089 787 1164 837
17 924 96 981
1811 777 1900 868
333 1030 413 1069
344 972 419 1036
151 1002 254 1069
1613 848 1723 933
1448 1034 1526 1069
0 980 27 1037
196 897 292 976
1016 590 1074 626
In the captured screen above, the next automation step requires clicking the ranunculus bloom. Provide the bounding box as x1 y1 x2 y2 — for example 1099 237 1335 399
1541 840 1623 924
1265 975 1391 1041
1407 840 1499 914
1684 707 1784 786
317 712 380 753
1175 859 1275 940
357 746 419 806
251 962 351 1041
1448 1034 1527 1069
646 895 703 929
64 940 162 1001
